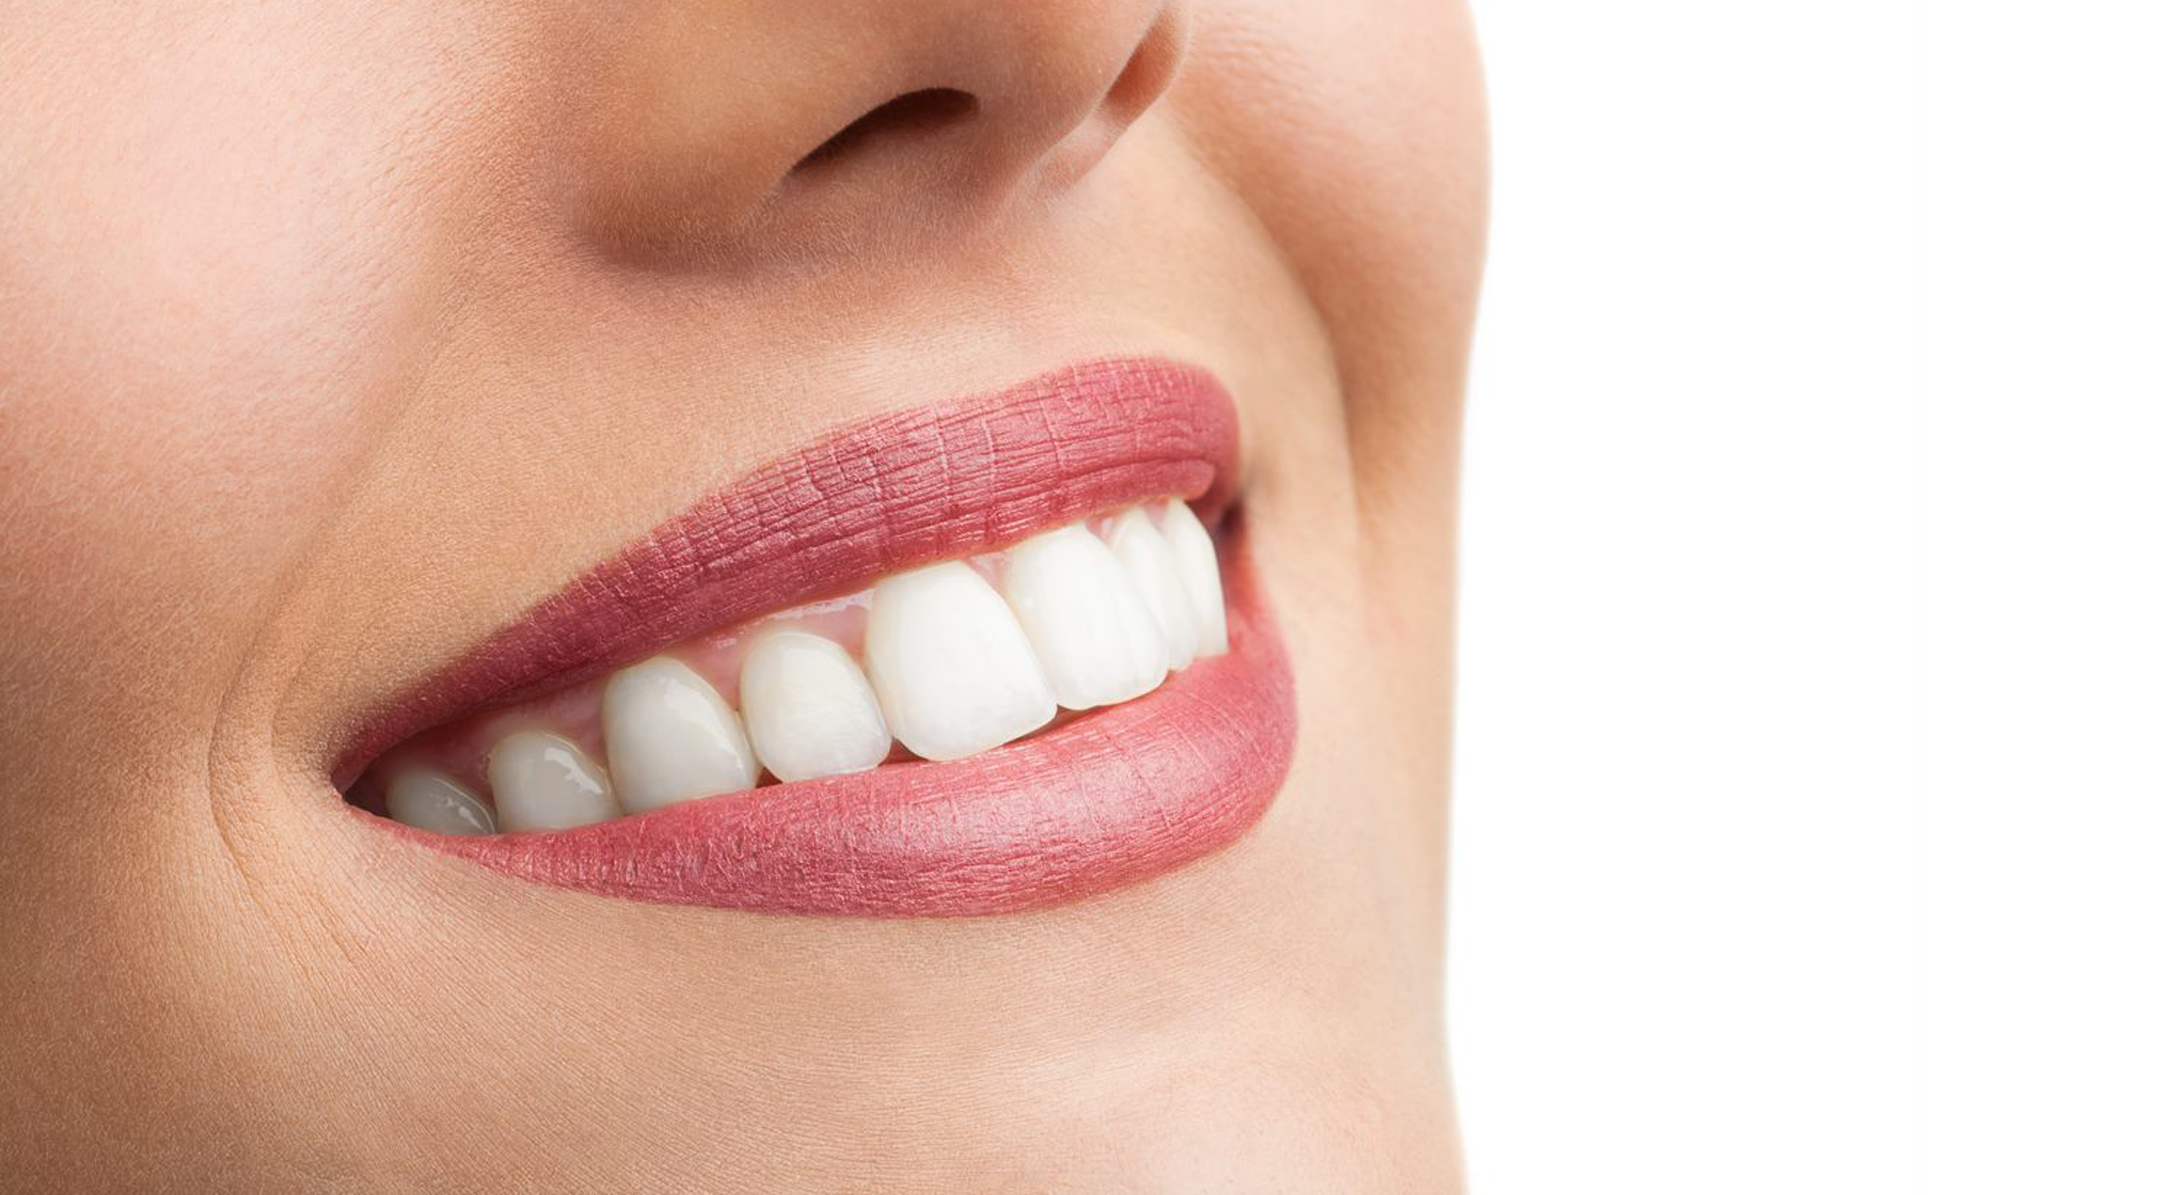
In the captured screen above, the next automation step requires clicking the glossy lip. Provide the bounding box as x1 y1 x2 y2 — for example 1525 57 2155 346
342 357 1297 916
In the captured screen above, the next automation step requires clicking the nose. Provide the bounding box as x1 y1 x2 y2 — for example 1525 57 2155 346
567 0 1189 266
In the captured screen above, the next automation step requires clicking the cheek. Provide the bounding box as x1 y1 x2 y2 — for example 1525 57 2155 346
0 5 520 678
1189 0 1488 285
1171 0 1482 862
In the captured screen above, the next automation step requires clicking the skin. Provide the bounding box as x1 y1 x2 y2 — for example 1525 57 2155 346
0 0 1486 1189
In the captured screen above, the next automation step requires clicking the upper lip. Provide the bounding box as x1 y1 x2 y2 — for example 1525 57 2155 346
335 356 1237 783
339 355 1295 916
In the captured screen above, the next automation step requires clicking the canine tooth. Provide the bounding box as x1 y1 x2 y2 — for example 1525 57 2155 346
739 630 891 782
864 562 1055 761
1105 507 1200 669
385 768 496 836
602 657 759 813
1001 524 1170 709
1160 500 1229 656
489 731 621 831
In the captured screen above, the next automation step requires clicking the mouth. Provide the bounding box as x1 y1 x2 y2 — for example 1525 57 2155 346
336 357 1295 916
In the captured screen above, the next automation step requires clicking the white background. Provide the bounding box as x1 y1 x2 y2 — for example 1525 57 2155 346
1450 2 2163 1192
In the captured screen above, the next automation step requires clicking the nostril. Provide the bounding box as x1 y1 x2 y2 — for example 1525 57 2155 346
794 87 979 172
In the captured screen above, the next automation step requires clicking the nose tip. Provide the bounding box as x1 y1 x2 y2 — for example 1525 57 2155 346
923 0 1189 192
569 0 1188 268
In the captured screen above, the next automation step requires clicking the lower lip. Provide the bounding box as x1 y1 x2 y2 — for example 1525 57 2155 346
395 536 1292 917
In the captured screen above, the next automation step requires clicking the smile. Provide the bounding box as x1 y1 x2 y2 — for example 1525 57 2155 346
338 358 1295 916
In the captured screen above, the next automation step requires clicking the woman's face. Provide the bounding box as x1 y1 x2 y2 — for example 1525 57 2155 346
0 0 1485 1187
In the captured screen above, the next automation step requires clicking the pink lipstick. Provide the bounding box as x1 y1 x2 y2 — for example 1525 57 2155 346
344 357 1295 915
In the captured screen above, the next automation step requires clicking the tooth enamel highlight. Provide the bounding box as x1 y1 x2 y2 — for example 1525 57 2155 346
385 768 497 836
1105 506 1200 670
739 630 891 782
1001 524 1170 710
601 657 760 812
489 731 622 831
1160 500 1229 656
864 561 1056 762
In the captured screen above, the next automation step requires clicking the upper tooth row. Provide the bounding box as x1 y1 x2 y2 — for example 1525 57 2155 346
385 500 1228 836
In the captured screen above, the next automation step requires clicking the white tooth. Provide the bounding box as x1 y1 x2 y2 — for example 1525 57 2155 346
739 630 891 782
863 561 1056 761
488 731 622 831
1105 507 1200 670
385 768 497 836
601 657 760 813
1001 524 1170 710
1160 500 1229 656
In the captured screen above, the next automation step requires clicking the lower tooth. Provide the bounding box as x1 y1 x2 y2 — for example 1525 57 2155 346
385 768 496 836
489 731 622 832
